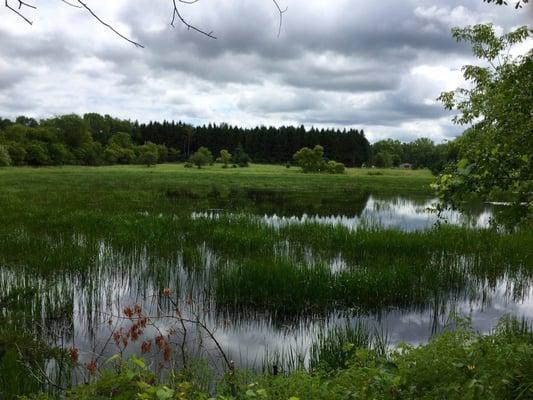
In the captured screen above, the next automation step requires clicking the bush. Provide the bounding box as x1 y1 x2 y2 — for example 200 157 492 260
0 145 11 166
373 151 393 168
293 145 345 174
184 162 193 168
74 142 104 166
325 160 345 174
293 145 324 172
217 149 232 167
189 146 213 168
5 142 26 165
137 150 158 167
167 148 181 162
48 143 73 165
25 142 50 166
137 142 159 167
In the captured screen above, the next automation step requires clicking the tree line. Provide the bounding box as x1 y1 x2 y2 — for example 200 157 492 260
0 113 454 172
138 120 370 167
370 138 457 174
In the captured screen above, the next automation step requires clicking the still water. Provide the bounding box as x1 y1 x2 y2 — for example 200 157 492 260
193 195 493 231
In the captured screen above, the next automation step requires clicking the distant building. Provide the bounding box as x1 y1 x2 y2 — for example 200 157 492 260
399 163 413 169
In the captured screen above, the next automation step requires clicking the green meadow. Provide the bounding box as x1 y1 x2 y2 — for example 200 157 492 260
0 164 433 214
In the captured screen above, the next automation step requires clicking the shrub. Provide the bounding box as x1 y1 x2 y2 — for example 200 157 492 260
167 148 181 162
325 160 345 174
217 149 232 167
189 146 213 168
293 145 345 174
137 142 159 167
48 143 73 165
293 145 324 172
18 317 533 400
25 142 50 166
5 142 26 165
0 145 11 166
373 151 393 168
233 144 251 167
137 150 158 167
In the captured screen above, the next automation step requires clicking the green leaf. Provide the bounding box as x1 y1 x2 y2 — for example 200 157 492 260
131 355 146 369
156 386 175 400
104 353 121 364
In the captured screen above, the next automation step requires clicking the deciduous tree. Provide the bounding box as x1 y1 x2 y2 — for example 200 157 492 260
189 146 213 169
218 149 232 168
435 24 532 218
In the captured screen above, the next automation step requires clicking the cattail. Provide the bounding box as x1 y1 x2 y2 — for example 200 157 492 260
86 359 97 375
141 340 152 354
155 335 166 350
123 306 133 319
163 344 172 362
113 330 123 346
68 347 79 363
133 304 142 316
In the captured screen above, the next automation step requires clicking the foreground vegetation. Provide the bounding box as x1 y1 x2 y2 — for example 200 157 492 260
20 317 533 399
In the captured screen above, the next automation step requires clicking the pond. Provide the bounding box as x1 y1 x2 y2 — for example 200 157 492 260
0 193 531 385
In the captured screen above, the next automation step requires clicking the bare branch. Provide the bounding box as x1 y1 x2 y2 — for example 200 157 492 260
272 0 287 38
60 0 82 8
5 0 287 47
171 0 217 39
76 1 144 48
5 0 35 24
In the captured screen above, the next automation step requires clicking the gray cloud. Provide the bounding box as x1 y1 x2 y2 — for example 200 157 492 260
0 0 530 143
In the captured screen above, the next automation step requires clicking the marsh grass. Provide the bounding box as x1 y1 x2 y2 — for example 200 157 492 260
0 165 532 398
309 323 373 371
1 211 531 313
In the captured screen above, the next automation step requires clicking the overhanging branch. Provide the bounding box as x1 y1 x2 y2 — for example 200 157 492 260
171 0 216 39
4 0 287 48
5 0 36 25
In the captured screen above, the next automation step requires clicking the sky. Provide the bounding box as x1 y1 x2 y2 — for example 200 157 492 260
0 0 531 143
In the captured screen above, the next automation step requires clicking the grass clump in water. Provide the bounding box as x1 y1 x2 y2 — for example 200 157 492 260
215 259 333 313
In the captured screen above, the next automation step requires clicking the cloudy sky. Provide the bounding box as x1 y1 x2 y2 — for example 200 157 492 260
0 0 531 142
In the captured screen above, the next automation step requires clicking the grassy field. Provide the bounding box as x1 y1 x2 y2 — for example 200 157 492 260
0 164 434 213
0 163 434 190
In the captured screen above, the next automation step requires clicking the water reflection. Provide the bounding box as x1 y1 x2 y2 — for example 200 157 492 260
194 196 494 231
3 247 532 378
